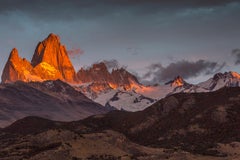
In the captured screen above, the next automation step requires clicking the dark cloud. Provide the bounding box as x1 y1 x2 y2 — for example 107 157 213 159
0 0 236 10
102 59 120 70
126 47 140 55
0 0 239 81
143 60 225 84
0 0 238 22
187 0 238 7
67 48 84 58
232 49 240 65
101 59 128 72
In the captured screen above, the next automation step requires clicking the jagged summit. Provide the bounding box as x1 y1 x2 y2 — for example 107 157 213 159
78 62 111 83
2 48 34 83
2 33 77 83
77 61 140 92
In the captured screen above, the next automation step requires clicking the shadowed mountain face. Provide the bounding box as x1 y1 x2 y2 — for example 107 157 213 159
0 80 110 128
1 87 240 159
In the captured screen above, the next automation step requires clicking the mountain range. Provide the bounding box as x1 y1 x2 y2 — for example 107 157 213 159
1 33 240 117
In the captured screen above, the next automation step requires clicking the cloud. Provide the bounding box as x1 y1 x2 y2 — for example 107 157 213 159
67 48 84 58
126 47 141 55
100 59 128 72
142 59 225 84
0 0 238 22
232 49 240 65
102 59 121 72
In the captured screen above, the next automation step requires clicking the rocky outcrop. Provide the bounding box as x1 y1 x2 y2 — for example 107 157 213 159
77 62 112 84
111 68 140 90
1 33 77 83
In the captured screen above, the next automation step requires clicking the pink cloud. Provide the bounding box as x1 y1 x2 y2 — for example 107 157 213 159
67 48 84 58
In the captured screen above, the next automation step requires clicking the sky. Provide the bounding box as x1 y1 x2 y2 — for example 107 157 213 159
0 0 240 84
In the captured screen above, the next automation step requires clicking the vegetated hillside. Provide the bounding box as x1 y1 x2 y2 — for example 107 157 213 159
2 117 240 160
1 87 240 159
80 87 240 155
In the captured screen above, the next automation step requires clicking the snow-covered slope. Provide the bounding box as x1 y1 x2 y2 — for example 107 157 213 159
95 89 155 112
75 84 156 112
129 76 194 100
77 76 194 111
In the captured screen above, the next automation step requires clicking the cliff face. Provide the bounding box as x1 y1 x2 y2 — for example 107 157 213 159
2 33 77 83
31 33 77 82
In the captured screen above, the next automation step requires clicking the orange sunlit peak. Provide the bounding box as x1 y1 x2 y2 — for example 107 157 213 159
170 76 184 87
